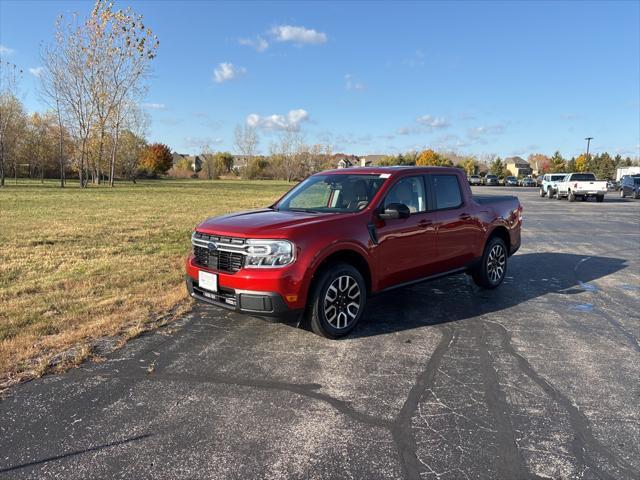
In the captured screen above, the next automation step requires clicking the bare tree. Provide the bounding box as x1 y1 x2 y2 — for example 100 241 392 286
234 123 259 168
0 61 23 188
40 1 158 188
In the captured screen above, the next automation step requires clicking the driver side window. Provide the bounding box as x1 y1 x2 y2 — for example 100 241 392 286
384 176 426 213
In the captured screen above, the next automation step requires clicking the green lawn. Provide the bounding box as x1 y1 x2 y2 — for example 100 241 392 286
0 178 292 389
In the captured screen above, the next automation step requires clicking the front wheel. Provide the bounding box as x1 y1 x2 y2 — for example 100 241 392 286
568 191 576 202
620 189 625 198
539 187 546 197
547 189 555 199
472 236 508 289
307 262 366 339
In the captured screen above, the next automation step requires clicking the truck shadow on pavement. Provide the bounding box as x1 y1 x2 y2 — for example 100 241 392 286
350 252 628 338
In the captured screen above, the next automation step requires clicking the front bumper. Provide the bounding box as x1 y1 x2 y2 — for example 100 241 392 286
186 275 299 318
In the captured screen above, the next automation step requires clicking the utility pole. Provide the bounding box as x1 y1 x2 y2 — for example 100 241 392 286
585 137 594 159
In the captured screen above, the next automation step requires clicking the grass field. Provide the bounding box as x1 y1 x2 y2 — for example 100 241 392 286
0 178 292 390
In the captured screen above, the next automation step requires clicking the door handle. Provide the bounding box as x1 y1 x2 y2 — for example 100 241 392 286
418 219 433 228
459 213 471 220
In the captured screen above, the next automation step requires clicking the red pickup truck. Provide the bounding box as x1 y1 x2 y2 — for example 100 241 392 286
186 167 522 338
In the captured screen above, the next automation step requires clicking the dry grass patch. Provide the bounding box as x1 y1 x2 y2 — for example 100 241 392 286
0 178 291 390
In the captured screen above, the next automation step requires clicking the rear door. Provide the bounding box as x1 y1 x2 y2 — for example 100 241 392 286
374 175 439 289
428 173 483 271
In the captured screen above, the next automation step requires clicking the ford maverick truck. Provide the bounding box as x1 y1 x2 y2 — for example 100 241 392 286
186 167 522 338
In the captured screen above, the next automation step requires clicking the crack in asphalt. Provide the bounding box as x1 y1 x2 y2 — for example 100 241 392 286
476 322 535 480
76 325 456 480
487 320 640 480
390 326 456 480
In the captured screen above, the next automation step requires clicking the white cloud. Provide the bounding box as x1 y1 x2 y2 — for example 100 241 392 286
246 109 309 131
270 25 327 45
213 62 246 83
239 36 269 52
29 66 44 77
345 74 366 92
467 124 505 138
142 102 166 110
416 115 450 129
184 136 224 149
397 115 450 135
0 45 14 56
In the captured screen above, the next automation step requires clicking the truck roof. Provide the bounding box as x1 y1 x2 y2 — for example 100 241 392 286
317 166 464 176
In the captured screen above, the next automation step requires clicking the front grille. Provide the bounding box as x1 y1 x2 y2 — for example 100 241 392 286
192 232 246 274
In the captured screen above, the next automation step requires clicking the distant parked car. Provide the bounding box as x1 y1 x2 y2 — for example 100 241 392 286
606 180 617 191
619 174 640 199
504 176 518 186
539 173 568 197
520 177 536 187
468 175 482 186
484 174 499 186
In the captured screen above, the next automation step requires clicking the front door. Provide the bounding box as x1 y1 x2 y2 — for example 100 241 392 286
374 175 439 289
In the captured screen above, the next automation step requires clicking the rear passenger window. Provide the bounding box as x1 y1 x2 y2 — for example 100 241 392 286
433 175 463 210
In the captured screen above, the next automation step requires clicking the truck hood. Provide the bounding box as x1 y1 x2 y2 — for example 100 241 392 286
196 208 339 237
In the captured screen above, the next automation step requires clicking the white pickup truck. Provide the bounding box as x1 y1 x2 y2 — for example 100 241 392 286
553 172 607 202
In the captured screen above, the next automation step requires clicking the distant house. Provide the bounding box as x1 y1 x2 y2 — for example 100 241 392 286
172 152 203 173
505 156 532 177
333 153 360 169
359 154 386 167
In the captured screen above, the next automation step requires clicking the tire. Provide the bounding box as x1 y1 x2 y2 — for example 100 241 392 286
568 191 575 202
307 262 366 339
620 189 625 198
547 189 555 199
556 191 563 200
472 236 508 289
580 196 587 202
634 193 640 200
539 187 545 197
596 195 604 203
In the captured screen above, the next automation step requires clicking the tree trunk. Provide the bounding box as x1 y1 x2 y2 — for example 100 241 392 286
79 138 86 188
0 140 5 188
108 121 120 187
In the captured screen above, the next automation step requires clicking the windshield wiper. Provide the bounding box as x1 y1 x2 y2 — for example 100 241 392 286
287 208 323 213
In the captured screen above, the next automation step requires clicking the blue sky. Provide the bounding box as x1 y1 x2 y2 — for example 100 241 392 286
1 0 639 158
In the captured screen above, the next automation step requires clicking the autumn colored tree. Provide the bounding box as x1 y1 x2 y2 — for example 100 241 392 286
548 151 566 173
416 149 451 166
461 157 478 175
575 154 589 172
489 157 506 177
139 143 172 175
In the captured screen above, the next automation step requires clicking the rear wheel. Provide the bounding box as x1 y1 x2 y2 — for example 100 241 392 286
472 236 508 289
307 262 366 339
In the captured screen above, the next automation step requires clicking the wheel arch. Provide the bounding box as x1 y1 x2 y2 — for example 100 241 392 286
307 247 373 301
486 225 510 254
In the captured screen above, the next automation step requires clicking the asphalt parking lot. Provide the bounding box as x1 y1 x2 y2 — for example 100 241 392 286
1 187 638 480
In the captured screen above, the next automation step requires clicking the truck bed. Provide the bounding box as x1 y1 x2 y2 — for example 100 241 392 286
473 195 519 205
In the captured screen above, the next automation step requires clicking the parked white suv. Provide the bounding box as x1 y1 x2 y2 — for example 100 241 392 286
554 173 608 202
539 173 568 198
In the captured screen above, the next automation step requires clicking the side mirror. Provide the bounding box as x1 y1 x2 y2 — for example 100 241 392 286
379 203 411 220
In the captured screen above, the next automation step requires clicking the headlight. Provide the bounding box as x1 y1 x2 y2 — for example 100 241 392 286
244 239 295 268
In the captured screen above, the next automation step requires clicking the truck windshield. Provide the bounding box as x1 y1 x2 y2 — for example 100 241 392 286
571 173 596 181
275 174 387 213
